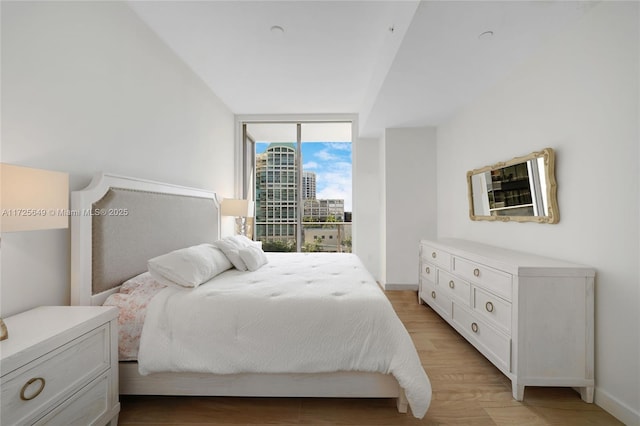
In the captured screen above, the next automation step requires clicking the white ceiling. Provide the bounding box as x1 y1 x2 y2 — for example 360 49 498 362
128 0 597 138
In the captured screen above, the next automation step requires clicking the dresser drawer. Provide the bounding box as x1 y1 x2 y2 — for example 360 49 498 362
438 269 471 306
419 261 436 284
422 280 452 318
421 244 451 269
1 324 110 426
453 256 512 300
473 287 512 333
452 302 511 372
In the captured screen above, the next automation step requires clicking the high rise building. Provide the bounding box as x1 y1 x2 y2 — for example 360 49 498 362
255 143 297 242
255 142 346 249
302 171 316 200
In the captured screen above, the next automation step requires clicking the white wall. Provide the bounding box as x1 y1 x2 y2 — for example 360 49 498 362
437 2 639 424
1 2 236 317
383 127 437 288
379 134 387 284
353 137 382 279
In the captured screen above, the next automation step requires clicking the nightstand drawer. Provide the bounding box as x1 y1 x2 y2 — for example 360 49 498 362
33 373 110 426
1 324 109 426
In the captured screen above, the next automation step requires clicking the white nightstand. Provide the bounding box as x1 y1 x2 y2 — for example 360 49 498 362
1 306 120 426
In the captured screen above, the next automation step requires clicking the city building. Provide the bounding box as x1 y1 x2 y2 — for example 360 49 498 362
302 171 316 200
255 143 297 243
255 143 347 249
303 199 344 222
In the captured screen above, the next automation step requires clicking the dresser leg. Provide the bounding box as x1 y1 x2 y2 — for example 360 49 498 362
579 386 594 403
512 382 525 401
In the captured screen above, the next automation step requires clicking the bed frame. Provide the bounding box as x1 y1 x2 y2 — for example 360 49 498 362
70 172 408 413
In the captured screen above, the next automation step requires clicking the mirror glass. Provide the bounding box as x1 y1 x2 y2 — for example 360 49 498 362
467 148 559 223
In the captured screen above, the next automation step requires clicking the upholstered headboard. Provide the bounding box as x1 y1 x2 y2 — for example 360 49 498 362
71 173 220 306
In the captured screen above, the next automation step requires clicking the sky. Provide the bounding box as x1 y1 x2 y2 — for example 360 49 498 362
256 142 352 212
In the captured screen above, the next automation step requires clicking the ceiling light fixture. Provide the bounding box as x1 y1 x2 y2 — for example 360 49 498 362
270 25 285 34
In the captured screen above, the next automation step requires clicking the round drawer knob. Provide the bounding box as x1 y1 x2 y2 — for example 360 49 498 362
473 268 480 277
471 322 479 333
425 266 430 274
20 377 46 401
485 301 494 313
431 252 437 259
449 280 455 289
431 291 436 299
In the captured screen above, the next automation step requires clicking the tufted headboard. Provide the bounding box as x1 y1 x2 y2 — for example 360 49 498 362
70 173 220 306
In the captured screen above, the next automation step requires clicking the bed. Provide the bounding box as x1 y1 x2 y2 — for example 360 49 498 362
70 172 431 418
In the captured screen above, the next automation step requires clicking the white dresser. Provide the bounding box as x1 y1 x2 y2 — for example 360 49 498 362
1 306 119 426
418 238 595 401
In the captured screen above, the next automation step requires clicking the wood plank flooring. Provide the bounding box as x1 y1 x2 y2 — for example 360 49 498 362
118 290 622 425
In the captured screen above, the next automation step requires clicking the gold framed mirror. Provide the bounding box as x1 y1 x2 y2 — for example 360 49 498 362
467 148 559 223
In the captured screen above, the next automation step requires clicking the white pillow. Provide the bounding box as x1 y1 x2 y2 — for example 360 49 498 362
147 244 232 288
228 235 256 247
213 235 260 271
239 244 269 272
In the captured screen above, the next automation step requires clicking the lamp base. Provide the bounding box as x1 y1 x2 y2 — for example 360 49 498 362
0 318 7 341
235 217 252 238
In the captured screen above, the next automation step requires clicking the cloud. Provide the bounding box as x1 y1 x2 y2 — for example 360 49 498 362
315 143 351 167
315 149 338 161
315 161 352 211
323 142 351 152
303 161 319 169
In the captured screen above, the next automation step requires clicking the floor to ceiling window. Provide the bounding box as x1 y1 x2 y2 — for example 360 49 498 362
243 121 352 253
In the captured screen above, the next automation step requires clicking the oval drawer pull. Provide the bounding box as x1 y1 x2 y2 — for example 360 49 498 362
431 291 436 299
431 252 437 259
471 322 479 333
425 266 430 274
485 301 494 313
20 377 46 401
449 280 455 289
473 268 480 277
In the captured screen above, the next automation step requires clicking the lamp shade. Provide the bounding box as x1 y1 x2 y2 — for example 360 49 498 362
0 163 69 232
221 198 254 217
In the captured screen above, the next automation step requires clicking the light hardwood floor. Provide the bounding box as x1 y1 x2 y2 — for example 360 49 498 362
118 290 622 425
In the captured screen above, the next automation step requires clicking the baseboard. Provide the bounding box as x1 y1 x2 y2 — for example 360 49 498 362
595 387 640 425
382 283 418 291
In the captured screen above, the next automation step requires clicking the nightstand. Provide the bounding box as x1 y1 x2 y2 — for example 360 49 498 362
1 306 119 425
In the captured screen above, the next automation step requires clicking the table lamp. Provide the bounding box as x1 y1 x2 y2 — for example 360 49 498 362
0 163 69 341
221 198 254 237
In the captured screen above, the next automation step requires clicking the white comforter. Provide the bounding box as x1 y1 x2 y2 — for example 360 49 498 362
138 253 431 418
